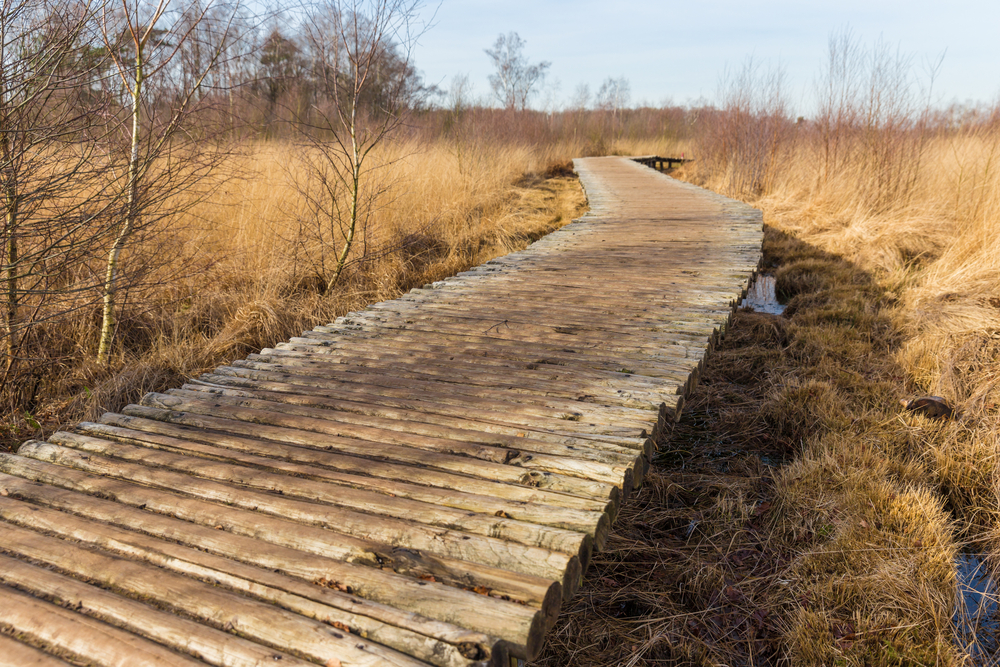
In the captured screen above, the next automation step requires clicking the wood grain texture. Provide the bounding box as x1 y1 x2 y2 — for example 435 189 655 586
0 157 762 664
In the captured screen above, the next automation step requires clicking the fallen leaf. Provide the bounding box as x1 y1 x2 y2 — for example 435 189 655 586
329 621 351 633
832 622 856 640
317 578 350 592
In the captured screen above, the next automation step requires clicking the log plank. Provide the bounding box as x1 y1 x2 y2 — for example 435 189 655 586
15 441 583 593
0 553 320 667
0 503 497 667
46 431 596 565
0 585 212 667
0 456 564 613
0 635 74 667
119 404 624 503
71 421 612 548
0 523 433 667
88 413 616 517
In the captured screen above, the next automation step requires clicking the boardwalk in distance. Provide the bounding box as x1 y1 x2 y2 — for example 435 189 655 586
0 157 762 667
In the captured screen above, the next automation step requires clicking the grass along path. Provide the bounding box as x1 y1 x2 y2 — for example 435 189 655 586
7 155 588 453
530 223 969 666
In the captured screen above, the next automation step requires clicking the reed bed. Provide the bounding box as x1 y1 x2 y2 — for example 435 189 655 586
671 111 1000 664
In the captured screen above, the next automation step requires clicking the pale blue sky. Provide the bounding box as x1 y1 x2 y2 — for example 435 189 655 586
411 1 1000 113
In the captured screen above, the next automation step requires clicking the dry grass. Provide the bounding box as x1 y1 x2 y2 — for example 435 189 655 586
642 114 1000 663
14 138 587 445
706 128 1000 414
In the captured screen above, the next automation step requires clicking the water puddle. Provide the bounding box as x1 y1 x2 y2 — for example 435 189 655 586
955 552 1000 664
741 274 785 315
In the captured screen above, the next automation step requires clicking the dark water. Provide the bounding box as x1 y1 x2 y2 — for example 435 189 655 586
956 552 1000 664
741 274 785 315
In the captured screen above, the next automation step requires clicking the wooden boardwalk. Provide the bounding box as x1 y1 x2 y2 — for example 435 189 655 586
0 157 762 667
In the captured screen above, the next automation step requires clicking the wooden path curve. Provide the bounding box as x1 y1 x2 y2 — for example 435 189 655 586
0 157 762 667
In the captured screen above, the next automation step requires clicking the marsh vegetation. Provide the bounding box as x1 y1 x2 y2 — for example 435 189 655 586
2 4 999 663
534 33 1000 667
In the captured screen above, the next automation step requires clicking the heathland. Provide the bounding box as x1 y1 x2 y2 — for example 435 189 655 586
2 7 999 664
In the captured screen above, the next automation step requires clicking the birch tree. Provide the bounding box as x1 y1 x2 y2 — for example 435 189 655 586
96 0 238 364
597 75 630 138
291 0 428 293
484 31 548 111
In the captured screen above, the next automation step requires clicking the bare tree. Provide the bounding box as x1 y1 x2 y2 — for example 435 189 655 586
597 76 630 112
597 75 630 137
814 30 936 212
701 57 792 197
447 72 472 113
815 27 863 183
569 82 590 111
96 0 239 364
0 0 115 402
484 31 548 111
290 0 429 293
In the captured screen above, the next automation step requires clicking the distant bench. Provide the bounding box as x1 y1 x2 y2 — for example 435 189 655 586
633 155 693 171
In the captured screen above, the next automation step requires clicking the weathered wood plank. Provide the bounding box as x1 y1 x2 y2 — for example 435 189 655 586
192 371 658 437
47 431 596 565
118 403 625 503
15 442 583 594
177 381 651 453
0 585 211 667
85 414 616 517
208 364 667 432
0 502 497 667
72 420 612 547
0 635 75 667
147 390 646 470
244 347 691 405
0 523 433 667
0 457 562 615
0 471 549 658
0 552 320 667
